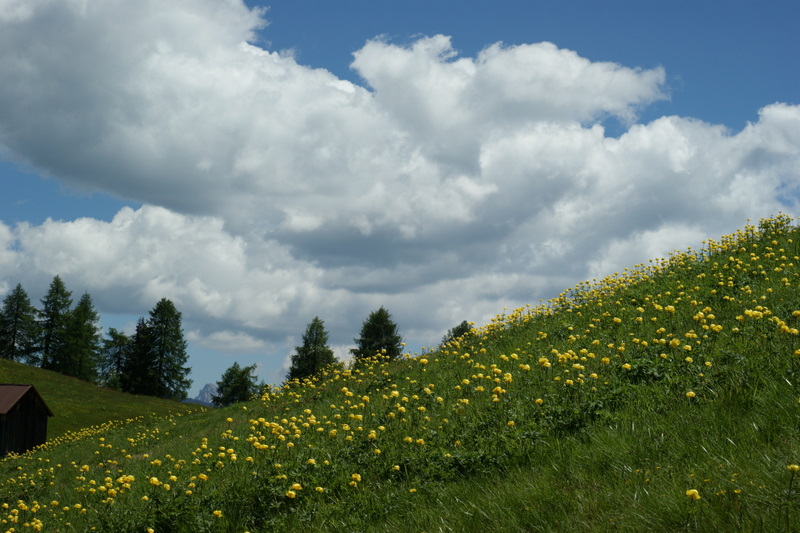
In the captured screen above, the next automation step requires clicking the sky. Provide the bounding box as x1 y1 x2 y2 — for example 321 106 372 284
0 0 798 398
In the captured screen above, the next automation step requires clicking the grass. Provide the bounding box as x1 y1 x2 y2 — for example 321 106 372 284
0 358 205 438
2 213 800 532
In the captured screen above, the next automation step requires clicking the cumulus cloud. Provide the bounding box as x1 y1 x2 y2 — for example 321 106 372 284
0 1 799 389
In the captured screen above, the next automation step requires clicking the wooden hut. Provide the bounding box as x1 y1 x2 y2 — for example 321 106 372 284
0 384 53 456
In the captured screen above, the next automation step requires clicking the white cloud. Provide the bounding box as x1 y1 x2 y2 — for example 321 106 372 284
187 329 266 354
0 1 799 392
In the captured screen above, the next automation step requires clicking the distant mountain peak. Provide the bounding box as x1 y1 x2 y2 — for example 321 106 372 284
195 383 218 405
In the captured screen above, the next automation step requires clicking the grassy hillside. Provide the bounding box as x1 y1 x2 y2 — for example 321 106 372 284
2 214 800 532
0 358 206 438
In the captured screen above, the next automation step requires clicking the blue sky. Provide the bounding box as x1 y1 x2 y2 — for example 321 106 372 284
0 0 798 397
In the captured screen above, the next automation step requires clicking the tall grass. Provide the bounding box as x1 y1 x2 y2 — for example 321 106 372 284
2 214 800 532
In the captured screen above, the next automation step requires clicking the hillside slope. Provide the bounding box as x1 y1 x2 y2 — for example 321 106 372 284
2 214 800 532
0 358 205 438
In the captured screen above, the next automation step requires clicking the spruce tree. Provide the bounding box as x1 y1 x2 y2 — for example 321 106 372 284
62 292 102 382
0 283 39 363
101 328 131 390
350 307 403 361
38 275 72 371
212 362 259 407
121 318 156 395
440 320 474 347
147 298 192 400
287 316 336 381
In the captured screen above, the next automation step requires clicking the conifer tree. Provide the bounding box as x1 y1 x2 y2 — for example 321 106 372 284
147 298 192 400
121 317 156 395
118 299 191 399
101 328 131 391
350 307 403 361
38 275 72 371
0 283 39 363
62 292 102 382
287 316 336 381
440 320 474 347
212 362 260 407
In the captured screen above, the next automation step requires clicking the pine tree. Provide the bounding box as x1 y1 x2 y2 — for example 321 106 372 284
212 362 259 407
0 283 39 363
287 317 336 381
62 292 102 382
100 328 131 390
350 307 403 361
38 275 72 371
147 298 192 400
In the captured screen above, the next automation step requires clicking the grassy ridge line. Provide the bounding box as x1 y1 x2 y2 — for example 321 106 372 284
2 214 800 532
0 358 205 438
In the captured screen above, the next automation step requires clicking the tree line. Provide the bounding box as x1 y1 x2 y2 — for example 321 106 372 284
212 307 406 407
0 276 191 400
213 308 473 407
1 276 472 407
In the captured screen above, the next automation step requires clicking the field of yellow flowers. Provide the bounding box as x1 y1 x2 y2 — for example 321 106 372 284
3 214 800 532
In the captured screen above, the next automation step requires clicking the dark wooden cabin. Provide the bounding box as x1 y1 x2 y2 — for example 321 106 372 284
0 384 53 456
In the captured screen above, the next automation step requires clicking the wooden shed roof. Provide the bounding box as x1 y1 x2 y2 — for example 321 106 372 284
0 384 54 417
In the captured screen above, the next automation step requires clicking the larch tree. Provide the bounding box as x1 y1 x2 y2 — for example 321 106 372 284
350 307 403 361
287 316 336 381
0 283 39 363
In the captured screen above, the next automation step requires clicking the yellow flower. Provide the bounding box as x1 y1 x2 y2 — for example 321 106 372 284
788 464 800 472
212 510 223 518
685 489 701 500
351 473 362 482
685 391 696 399
285 490 296 499
291 482 303 490
315 486 325 493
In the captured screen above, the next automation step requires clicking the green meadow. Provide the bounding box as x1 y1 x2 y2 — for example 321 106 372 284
0 359 205 439
2 214 800 532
